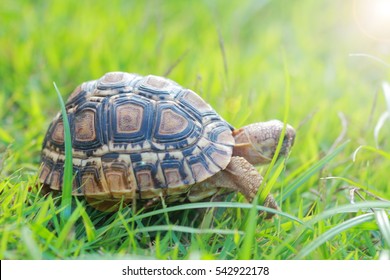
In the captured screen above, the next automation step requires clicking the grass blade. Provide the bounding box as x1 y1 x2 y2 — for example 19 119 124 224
279 141 349 202
76 200 97 243
270 201 390 258
238 199 259 259
55 207 81 248
133 225 243 235
349 53 390 68
308 201 390 223
374 112 389 147
375 210 390 248
259 49 291 204
294 213 375 259
353 145 390 161
132 202 304 225
260 159 286 202
53 82 73 224
21 226 42 259
382 81 390 114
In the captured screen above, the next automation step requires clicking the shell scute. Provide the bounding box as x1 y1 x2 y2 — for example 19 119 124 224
137 75 178 101
109 94 153 145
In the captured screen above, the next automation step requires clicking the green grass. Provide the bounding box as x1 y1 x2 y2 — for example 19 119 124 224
1 0 390 260
53 82 73 225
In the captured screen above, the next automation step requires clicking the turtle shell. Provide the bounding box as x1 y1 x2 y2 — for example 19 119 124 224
39 72 234 201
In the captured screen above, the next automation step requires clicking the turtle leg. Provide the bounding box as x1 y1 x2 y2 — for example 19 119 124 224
188 156 278 216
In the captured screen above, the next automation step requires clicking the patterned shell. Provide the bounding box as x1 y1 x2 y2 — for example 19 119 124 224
39 72 235 201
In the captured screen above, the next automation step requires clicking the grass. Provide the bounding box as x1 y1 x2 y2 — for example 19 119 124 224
53 82 73 224
1 0 390 260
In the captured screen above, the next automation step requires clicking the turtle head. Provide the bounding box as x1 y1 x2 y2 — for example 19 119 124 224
232 120 295 165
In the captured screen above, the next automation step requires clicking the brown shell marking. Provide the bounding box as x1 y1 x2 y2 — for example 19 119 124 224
105 171 128 195
50 170 61 190
74 110 96 142
51 121 64 143
216 128 235 146
190 162 212 182
136 170 153 189
158 108 189 135
68 86 83 102
101 156 136 198
180 90 212 113
164 168 182 185
145 75 169 89
82 174 101 196
116 103 143 133
102 72 125 84
39 163 51 184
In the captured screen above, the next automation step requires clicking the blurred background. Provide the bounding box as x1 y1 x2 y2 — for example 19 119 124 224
1 0 390 206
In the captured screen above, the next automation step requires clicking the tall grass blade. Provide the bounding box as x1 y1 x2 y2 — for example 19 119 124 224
349 53 390 68
259 49 291 204
375 210 390 248
133 202 304 225
353 145 390 162
238 199 259 259
133 225 243 235
373 81 390 146
382 81 390 114
55 207 82 248
260 160 286 201
374 112 389 147
53 82 73 224
270 201 390 258
294 213 375 259
76 200 97 243
278 141 348 202
309 201 390 223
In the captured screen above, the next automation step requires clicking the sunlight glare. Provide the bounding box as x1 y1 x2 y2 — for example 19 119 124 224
371 0 390 21
355 0 390 40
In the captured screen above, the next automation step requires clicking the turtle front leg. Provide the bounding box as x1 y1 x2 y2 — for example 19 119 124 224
188 156 278 216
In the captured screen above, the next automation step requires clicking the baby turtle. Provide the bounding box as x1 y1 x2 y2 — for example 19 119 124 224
39 72 295 211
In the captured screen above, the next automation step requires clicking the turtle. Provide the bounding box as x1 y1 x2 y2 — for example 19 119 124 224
39 72 295 213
